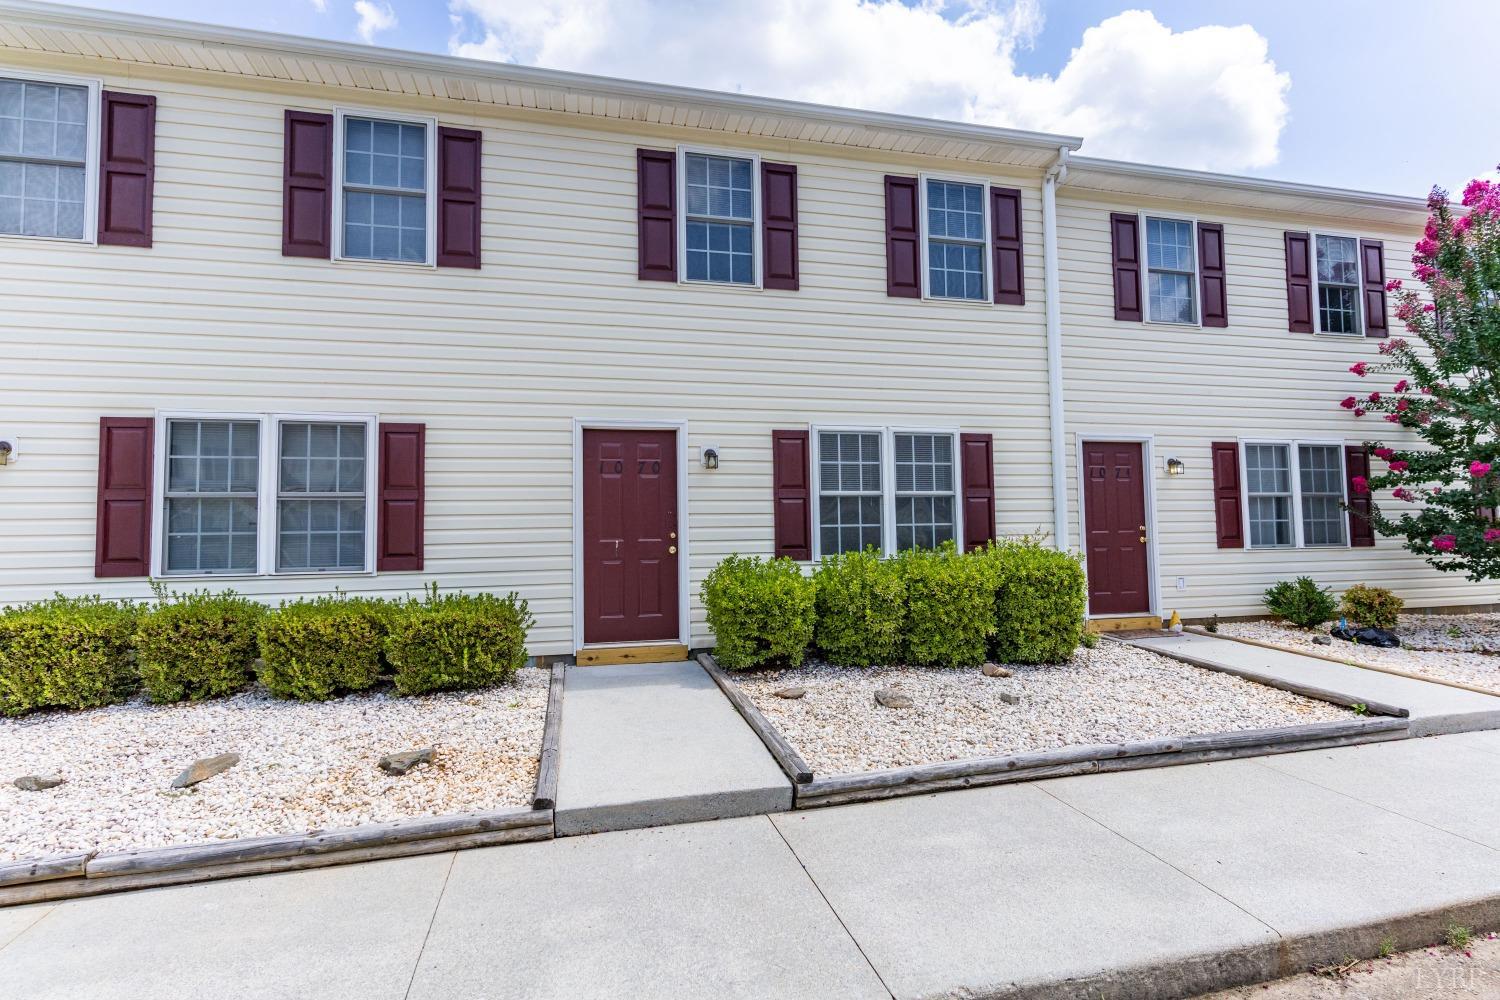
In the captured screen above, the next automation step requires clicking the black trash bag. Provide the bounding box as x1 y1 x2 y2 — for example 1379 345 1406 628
1329 624 1401 648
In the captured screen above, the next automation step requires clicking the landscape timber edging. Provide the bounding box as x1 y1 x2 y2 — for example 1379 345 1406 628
696 653 813 783
533 662 566 809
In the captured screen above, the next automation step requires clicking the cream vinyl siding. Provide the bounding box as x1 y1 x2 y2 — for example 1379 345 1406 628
1056 190 1499 617
0 57 1056 655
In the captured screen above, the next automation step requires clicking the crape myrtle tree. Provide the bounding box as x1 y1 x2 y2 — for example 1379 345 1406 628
1338 171 1500 581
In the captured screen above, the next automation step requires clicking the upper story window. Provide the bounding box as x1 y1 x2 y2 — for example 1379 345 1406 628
923 178 988 301
336 112 434 264
1315 234 1361 334
0 75 94 240
814 427 961 558
1243 440 1347 549
683 151 756 285
1144 217 1197 324
159 413 376 577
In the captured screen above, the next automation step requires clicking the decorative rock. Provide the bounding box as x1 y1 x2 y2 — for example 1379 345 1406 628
999 692 1020 706
981 663 1013 678
13 774 65 792
874 688 912 710
1311 635 1333 646
171 753 240 789
379 746 435 776
772 687 807 700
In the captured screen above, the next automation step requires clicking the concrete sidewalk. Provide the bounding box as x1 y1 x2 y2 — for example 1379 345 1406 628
1131 631 1500 736
6 734 1500 1000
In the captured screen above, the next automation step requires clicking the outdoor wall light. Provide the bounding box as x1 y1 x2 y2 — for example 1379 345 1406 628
0 441 12 467
701 445 720 470
1165 457 1186 477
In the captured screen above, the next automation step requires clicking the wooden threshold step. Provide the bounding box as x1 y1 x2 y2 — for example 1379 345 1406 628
1087 615 1163 634
575 644 689 667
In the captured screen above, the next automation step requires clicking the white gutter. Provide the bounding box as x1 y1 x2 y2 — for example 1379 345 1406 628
1042 146 1071 551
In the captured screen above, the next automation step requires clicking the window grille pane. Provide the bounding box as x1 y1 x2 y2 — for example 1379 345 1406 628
277 422 367 572
165 498 258 573
1 79 89 239
1315 235 1359 285
1298 445 1346 546
1148 271 1194 324
817 431 883 555
926 179 983 240
685 153 752 222
1146 218 1194 271
277 498 366 571
1244 444 1292 547
928 240 985 301
1318 285 1359 335
685 219 753 285
894 432 956 551
342 117 425 262
278 422 367 495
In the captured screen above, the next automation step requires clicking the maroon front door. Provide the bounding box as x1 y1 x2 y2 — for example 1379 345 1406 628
582 429 680 644
1082 441 1152 616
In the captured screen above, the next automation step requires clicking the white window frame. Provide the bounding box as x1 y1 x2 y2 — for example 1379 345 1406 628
1139 213 1200 326
151 411 379 578
0 67 102 246
918 172 992 304
1239 438 1349 550
810 425 964 560
331 106 439 268
675 144 762 289
1311 231 1364 336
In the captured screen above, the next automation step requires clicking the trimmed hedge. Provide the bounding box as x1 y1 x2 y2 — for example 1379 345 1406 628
702 555 816 670
896 542 997 668
986 539 1087 665
258 595 395 701
812 548 905 667
1264 576 1338 628
386 590 533 695
134 588 265 703
0 595 138 716
1340 584 1403 630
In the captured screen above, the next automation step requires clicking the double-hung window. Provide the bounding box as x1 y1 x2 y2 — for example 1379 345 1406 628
923 178 988 301
682 150 757 285
336 111 435 264
1144 217 1197 324
1243 441 1347 549
158 413 376 576
1314 234 1362 334
814 427 962 558
0 73 96 241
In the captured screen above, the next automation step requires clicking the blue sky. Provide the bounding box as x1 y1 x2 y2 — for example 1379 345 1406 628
68 0 1496 195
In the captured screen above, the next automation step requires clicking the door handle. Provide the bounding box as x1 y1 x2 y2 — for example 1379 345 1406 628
668 545 677 555
1139 525 1147 543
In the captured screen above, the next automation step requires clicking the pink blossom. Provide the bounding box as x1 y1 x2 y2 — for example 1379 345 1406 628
1454 214 1473 235
1472 461 1494 477
1340 396 1358 410
1389 460 1409 472
1428 186 1449 211
1396 399 1410 411
1395 301 1415 321
1393 487 1413 501
1351 476 1369 494
1368 392 1383 404
1462 178 1494 208
1354 408 1367 418
1422 303 1436 313
1393 380 1409 393
1374 447 1396 460
1385 414 1402 423
1349 362 1369 377
1414 263 1437 282
1422 386 1433 395
1384 278 1403 292
1414 236 1440 259
1433 534 1458 552
1485 529 1500 544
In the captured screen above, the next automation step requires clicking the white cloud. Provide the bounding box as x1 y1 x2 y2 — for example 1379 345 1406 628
354 0 397 43
447 0 1290 172
310 0 328 12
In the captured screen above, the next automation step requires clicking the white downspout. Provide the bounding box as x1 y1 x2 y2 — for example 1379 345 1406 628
1042 146 1071 551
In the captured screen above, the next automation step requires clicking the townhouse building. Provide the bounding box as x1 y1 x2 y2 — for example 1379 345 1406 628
1 1 1492 661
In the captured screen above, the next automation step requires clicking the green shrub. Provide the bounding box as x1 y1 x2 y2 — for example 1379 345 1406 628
701 555 816 670
258 595 395 701
1340 584 1404 630
0 595 138 716
812 548 905 667
385 589 533 695
986 539 1087 664
1263 576 1338 628
896 542 998 668
134 587 265 703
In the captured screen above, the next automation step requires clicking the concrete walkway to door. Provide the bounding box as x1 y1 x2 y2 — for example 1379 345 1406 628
552 660 792 835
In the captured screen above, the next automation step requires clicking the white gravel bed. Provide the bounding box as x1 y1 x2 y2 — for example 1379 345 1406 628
1219 619 1500 692
1397 613 1500 654
0 668 549 863
732 642 1350 775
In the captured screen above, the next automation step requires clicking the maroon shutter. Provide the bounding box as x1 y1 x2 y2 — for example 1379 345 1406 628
884 175 920 298
990 187 1024 305
637 148 676 281
1284 231 1314 333
1211 442 1244 549
377 423 425 571
282 110 333 259
1197 222 1228 327
1360 239 1388 338
771 429 811 560
1109 213 1142 321
97 91 156 247
436 127 482 269
1345 445 1375 547
959 433 996 553
95 417 153 577
761 161 799 290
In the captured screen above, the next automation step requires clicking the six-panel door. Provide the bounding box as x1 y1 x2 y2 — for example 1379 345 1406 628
1081 441 1151 616
581 429 679 644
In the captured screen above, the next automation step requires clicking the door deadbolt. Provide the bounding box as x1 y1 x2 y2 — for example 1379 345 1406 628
668 545 677 555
